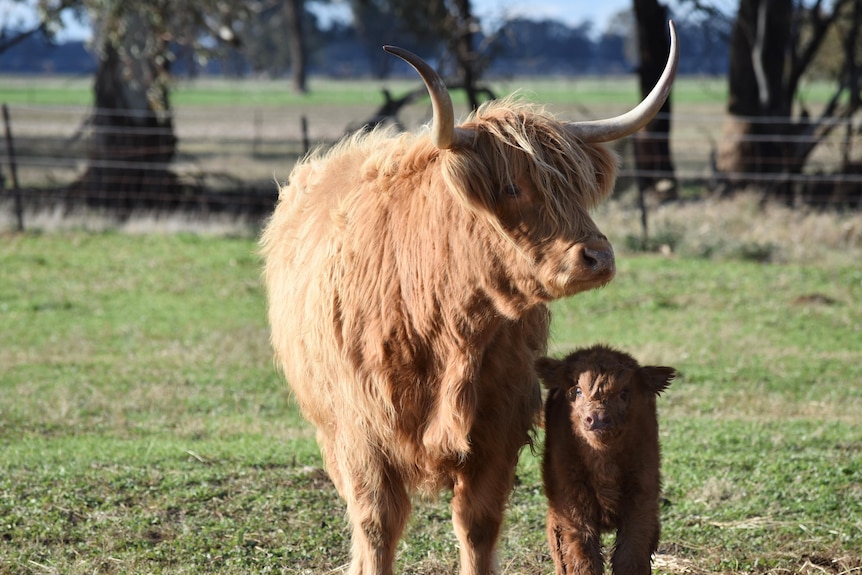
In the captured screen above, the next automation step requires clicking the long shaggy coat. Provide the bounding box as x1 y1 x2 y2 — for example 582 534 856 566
537 345 676 575
261 98 618 575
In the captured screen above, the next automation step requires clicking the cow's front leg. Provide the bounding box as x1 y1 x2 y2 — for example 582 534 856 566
450 456 516 575
338 449 411 575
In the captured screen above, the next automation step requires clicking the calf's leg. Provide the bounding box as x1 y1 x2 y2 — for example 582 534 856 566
610 498 659 575
546 510 603 575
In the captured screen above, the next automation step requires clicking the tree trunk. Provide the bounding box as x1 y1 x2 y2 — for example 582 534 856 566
716 0 793 197
824 0 861 207
284 0 307 94
73 11 181 214
633 0 676 204
451 0 480 110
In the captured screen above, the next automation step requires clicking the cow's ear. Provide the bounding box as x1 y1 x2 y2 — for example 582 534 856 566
535 356 564 389
640 366 676 396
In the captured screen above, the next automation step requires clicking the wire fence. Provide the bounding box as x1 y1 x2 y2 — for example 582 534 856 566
1 101 860 231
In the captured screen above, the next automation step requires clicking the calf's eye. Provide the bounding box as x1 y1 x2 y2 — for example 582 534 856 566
620 389 630 401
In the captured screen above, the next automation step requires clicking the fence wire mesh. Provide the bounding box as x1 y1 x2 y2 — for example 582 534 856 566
1 100 860 228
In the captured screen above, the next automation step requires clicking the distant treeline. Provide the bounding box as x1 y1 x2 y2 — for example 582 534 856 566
0 16 728 78
0 34 95 75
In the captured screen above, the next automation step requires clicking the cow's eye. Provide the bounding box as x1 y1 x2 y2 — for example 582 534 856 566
502 183 520 197
620 388 630 401
566 386 582 401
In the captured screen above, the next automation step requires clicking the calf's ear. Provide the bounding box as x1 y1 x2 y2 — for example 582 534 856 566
535 357 565 390
641 366 676 396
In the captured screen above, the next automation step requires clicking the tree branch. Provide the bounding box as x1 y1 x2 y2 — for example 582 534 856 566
787 0 851 97
0 22 47 54
751 0 770 107
791 0 862 165
792 82 856 164
0 0 82 55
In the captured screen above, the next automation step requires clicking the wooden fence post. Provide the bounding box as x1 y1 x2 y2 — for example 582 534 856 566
301 115 309 156
2 103 24 232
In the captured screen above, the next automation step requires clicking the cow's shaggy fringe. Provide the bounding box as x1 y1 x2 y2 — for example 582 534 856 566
297 96 616 237
440 96 617 228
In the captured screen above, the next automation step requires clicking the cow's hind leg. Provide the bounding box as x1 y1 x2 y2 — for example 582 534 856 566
450 457 516 575
340 455 411 575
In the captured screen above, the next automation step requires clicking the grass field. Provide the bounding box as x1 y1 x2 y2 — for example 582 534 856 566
0 74 842 108
0 75 716 107
1 197 861 574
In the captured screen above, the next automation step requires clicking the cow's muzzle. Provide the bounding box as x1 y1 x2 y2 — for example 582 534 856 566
573 236 615 279
579 244 615 274
545 235 616 298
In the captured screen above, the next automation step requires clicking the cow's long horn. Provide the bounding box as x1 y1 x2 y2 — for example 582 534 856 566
566 20 679 143
382 45 471 149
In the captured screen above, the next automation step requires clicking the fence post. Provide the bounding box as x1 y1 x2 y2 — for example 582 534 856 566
637 184 649 249
301 115 309 156
2 103 24 232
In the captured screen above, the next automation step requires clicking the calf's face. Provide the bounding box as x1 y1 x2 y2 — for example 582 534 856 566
536 348 675 451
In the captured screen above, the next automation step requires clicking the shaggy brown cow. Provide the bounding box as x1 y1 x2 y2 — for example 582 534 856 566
536 345 677 575
261 23 678 575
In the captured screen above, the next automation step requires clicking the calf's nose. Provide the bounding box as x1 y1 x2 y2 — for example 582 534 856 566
585 412 610 431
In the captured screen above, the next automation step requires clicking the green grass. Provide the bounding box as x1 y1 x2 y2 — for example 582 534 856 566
0 75 658 107
0 76 95 106
0 75 841 108
1 230 860 574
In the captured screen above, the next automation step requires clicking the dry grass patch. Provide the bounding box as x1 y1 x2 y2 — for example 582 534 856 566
596 192 862 266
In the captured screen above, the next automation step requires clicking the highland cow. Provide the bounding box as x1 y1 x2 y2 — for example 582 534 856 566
261 23 678 575
537 345 677 575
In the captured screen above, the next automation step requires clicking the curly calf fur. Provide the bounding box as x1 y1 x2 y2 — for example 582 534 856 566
537 345 676 575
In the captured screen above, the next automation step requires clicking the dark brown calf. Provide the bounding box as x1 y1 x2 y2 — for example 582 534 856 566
536 345 676 575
